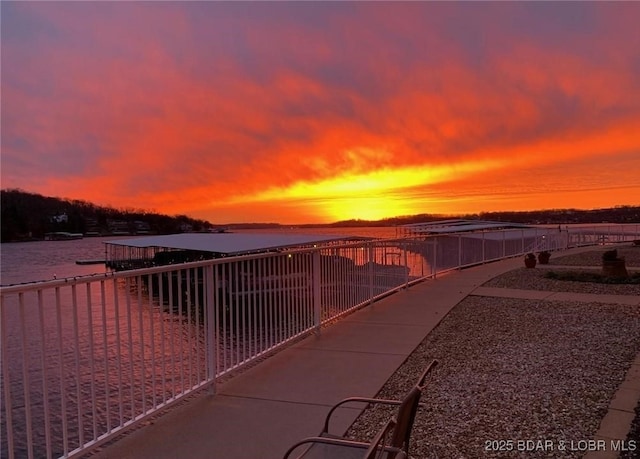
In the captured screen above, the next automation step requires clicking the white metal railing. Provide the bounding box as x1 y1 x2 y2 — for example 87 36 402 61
1 224 638 458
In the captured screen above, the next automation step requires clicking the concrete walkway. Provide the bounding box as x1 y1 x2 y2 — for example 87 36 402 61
93 248 638 459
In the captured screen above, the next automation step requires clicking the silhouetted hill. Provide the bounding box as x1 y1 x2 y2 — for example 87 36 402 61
469 207 640 225
326 206 640 227
1 189 213 241
2 188 638 242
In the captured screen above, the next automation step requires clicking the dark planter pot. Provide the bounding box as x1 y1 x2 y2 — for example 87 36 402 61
538 253 551 264
602 258 628 278
524 257 537 268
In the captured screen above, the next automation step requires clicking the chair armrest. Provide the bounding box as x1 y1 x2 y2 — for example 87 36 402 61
282 436 371 459
321 397 401 435
285 418 405 459
320 359 438 437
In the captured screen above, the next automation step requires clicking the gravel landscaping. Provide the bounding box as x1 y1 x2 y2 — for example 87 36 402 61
483 267 640 296
549 246 640 267
345 246 640 458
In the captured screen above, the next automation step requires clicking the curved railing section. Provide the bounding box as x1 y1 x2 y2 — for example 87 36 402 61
1 224 638 458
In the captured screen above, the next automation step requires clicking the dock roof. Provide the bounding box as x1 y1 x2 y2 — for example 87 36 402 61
400 219 532 234
105 232 360 256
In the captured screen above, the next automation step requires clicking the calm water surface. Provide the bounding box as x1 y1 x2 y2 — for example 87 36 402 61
1 237 112 285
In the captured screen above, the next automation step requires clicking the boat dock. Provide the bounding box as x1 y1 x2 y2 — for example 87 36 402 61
75 259 106 265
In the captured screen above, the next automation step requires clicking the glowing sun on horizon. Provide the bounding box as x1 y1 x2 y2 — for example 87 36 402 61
223 157 506 221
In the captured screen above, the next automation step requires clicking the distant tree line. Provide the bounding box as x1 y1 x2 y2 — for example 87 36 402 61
1 189 213 242
470 207 640 225
2 188 638 242
327 206 640 227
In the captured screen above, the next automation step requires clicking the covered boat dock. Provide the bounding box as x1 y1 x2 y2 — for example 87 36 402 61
104 232 362 270
397 219 533 236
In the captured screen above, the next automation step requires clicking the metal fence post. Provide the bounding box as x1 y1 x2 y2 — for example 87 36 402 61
205 264 217 394
403 241 409 288
312 250 321 332
368 243 374 303
1 295 16 457
433 237 438 279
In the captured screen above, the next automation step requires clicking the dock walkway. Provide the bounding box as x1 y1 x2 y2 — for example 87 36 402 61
94 248 638 459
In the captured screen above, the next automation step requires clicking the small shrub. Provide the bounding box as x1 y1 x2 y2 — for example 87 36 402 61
524 252 537 268
538 251 551 264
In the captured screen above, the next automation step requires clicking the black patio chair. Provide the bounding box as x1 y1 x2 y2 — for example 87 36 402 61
283 359 438 459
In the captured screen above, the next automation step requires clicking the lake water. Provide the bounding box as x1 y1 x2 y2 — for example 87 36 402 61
1 237 110 285
1 228 398 286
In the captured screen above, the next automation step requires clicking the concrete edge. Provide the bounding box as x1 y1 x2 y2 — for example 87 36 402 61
582 351 640 459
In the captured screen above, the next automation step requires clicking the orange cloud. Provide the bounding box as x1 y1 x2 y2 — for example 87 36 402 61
2 2 639 224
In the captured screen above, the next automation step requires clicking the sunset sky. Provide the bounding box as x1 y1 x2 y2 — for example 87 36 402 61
2 2 639 224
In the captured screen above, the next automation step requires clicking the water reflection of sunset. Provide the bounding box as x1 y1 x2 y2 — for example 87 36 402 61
2 2 639 223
